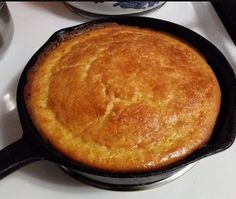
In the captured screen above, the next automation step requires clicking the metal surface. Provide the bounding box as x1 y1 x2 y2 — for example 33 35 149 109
60 162 198 191
0 2 13 59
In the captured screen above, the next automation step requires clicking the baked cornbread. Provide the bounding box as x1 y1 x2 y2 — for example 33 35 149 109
25 23 221 172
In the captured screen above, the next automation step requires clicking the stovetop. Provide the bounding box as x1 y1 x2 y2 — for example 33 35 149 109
0 2 235 198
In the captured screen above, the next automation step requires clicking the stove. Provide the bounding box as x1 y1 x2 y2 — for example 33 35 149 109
0 2 235 198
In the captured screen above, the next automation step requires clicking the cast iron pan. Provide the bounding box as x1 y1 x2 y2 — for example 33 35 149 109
0 16 236 191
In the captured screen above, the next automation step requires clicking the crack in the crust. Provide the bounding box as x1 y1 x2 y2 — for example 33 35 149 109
98 80 160 127
81 47 110 81
77 101 115 136
49 28 157 74
98 101 114 126
79 91 158 134
47 28 165 133
112 94 159 110
80 56 98 80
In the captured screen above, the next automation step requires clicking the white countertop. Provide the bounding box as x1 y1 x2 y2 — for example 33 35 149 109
0 2 236 198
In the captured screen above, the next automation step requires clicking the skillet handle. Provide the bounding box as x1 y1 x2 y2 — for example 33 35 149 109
0 137 46 180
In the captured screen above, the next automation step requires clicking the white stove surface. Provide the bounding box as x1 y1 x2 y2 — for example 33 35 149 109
0 2 235 198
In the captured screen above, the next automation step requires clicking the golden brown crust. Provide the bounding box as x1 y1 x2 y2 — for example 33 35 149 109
24 24 221 172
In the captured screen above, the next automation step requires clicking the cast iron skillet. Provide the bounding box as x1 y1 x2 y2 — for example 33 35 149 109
0 16 236 190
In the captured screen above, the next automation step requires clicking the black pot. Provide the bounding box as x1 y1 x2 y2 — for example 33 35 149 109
0 16 236 191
